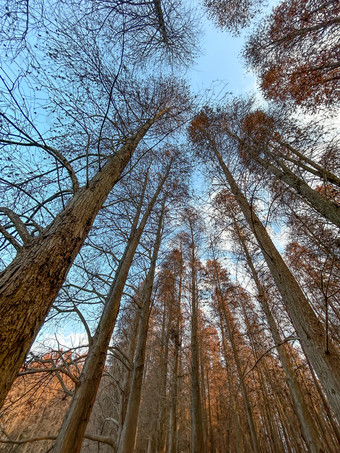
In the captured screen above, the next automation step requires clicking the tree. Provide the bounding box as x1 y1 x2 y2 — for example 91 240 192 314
203 0 264 34
214 191 328 452
52 155 175 453
0 0 196 407
205 259 261 453
189 109 340 423
115 199 166 453
244 0 340 109
201 101 340 228
182 207 205 453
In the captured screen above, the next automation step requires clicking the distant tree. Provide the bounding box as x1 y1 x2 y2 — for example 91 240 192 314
203 0 264 34
205 259 261 453
244 0 340 109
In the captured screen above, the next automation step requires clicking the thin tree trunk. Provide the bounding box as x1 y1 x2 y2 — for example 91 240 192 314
210 258 260 453
53 164 171 453
212 145 340 422
117 202 165 453
168 258 183 453
0 117 162 408
225 120 340 228
157 292 171 453
189 225 205 453
220 299 260 453
116 310 141 446
218 313 244 453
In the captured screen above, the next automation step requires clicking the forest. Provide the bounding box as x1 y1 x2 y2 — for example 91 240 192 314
0 0 339 452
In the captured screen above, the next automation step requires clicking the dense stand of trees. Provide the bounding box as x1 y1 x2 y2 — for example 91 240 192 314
0 0 339 452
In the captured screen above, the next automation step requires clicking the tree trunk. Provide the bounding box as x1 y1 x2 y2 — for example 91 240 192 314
117 204 165 453
219 324 244 453
254 150 340 228
168 258 183 453
0 117 161 408
53 166 171 453
213 145 340 422
156 297 170 453
232 215 326 453
210 257 260 453
219 297 260 453
116 310 141 446
189 226 205 453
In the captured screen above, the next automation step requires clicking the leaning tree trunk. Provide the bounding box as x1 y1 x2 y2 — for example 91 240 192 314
233 215 326 453
117 202 165 453
53 166 171 453
225 122 340 228
253 150 340 229
213 145 340 423
0 116 162 408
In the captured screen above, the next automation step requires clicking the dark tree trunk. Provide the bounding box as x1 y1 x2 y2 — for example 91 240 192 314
189 224 205 453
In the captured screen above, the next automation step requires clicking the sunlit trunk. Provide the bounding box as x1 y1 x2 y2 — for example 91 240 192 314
0 118 160 408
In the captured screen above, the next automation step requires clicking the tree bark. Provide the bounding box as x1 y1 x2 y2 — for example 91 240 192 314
167 255 183 453
0 116 162 408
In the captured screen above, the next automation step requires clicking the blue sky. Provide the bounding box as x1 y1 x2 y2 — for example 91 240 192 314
189 21 256 97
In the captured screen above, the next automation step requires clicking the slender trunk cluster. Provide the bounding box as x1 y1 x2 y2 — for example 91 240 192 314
211 143 340 423
53 163 171 453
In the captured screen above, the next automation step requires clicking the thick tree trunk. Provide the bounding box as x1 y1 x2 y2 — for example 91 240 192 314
233 216 326 453
213 146 340 422
0 118 159 408
53 166 170 453
117 205 164 453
